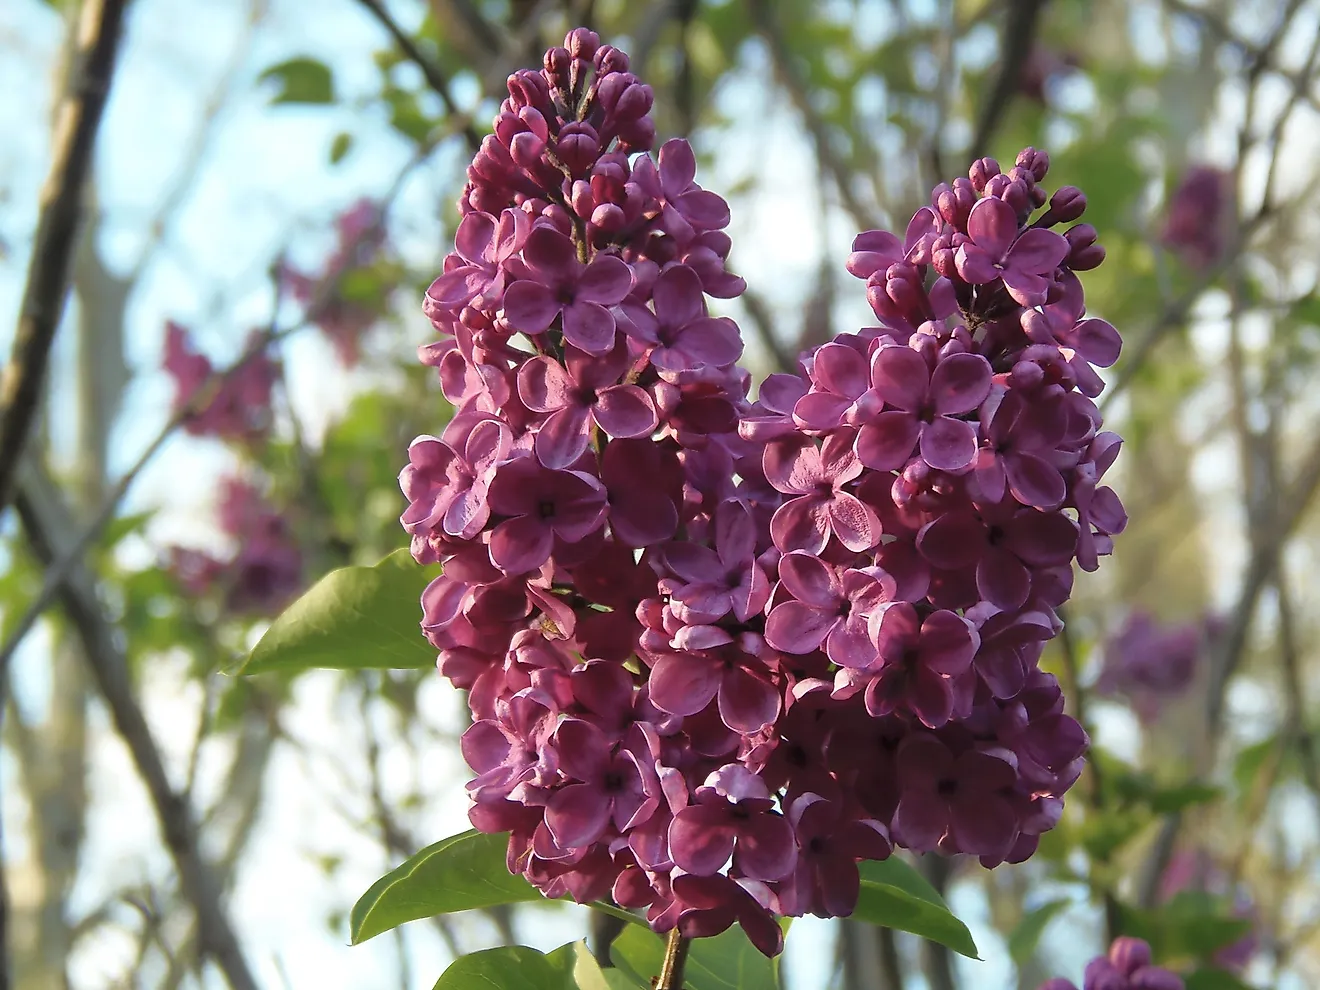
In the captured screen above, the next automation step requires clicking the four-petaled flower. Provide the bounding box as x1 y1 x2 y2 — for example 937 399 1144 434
764 431 878 554
954 197 1070 306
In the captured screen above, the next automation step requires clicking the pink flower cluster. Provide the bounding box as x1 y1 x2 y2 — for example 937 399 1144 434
163 321 278 442
169 476 303 615
283 198 396 366
1038 936 1183 990
402 29 1125 956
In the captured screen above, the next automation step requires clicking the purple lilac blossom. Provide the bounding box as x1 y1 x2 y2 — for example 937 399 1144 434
399 26 1126 957
1037 936 1185 990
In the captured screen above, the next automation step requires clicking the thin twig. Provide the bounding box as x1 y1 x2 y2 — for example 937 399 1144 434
14 463 259 990
353 0 482 151
0 144 436 676
0 0 128 520
747 0 881 232
967 0 1048 159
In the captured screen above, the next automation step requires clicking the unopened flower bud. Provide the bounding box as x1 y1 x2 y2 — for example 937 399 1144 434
1016 146 1050 182
566 28 599 62
969 156 1001 191
1065 224 1106 270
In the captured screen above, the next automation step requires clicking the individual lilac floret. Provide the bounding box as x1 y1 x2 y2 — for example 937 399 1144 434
668 765 796 881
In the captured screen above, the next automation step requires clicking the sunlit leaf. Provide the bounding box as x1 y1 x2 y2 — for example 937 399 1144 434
259 57 335 104
854 857 980 959
610 923 779 990
238 549 437 675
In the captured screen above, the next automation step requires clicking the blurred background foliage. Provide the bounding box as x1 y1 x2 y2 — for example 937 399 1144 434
1 0 1319 988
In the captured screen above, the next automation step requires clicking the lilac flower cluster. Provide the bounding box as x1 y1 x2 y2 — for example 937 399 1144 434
163 321 278 442
1096 611 1220 722
1038 936 1184 990
169 476 303 615
283 198 396 367
402 28 1125 956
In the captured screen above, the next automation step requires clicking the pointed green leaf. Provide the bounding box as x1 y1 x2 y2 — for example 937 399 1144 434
854 857 980 959
1008 898 1071 964
610 923 779 990
238 550 437 675
430 945 565 990
351 830 543 944
330 131 354 164
259 57 335 104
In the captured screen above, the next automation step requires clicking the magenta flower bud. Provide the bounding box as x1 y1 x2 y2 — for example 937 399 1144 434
614 82 655 123
969 156 1001 191
543 46 572 87
566 28 600 62
1047 186 1087 224
617 115 656 153
594 45 630 74
1108 936 1153 976
1065 223 1106 270
510 130 546 169
591 202 626 233
557 122 601 174
998 177 1033 217
506 69 550 112
932 245 958 279
1015 147 1050 182
570 179 595 219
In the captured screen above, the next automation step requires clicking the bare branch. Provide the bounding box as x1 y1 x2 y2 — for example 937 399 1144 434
353 0 482 151
0 0 128 521
968 0 1049 159
14 464 259 990
747 0 881 232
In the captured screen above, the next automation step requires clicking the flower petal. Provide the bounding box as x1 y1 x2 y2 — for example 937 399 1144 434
855 412 921 471
920 417 979 472
594 385 658 439
502 281 560 333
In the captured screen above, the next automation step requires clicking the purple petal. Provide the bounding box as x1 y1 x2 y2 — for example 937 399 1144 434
855 412 921 471
670 805 737 875
577 254 634 305
1005 452 1067 509
545 783 612 848
718 665 780 733
1072 318 1122 367
454 211 497 263
976 546 1031 611
658 138 697 195
829 492 879 552
663 317 742 369
908 666 955 728
930 353 992 415
872 602 920 661
663 543 722 584
895 790 949 852
649 653 721 716
651 265 706 326
870 346 929 411
954 245 1000 285
594 384 658 439
950 792 1017 858
916 512 984 569
764 601 836 655
562 301 618 355
920 417 979 471
1001 268 1051 307
827 613 878 669
460 721 511 774
534 405 593 470
489 515 553 573
966 197 1016 257
675 189 731 229
736 814 797 881
1005 227 1069 274
517 356 574 413
776 551 839 607
918 610 978 676
813 343 869 400
769 496 830 555
502 281 560 333
793 392 851 431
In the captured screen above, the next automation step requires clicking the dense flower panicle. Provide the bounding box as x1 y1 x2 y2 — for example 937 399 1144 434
1161 166 1232 270
401 27 1126 956
168 476 302 614
163 322 278 441
284 198 396 366
1038 937 1184 990
1096 611 1216 721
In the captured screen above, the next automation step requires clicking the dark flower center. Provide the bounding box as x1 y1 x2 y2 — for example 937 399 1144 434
538 499 557 519
557 285 578 306
936 777 958 797
603 770 626 792
808 835 827 854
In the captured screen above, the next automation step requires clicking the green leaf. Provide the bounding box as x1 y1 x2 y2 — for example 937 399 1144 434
1147 782 1221 814
545 941 643 990
1118 893 1252 962
1008 898 1071 965
259 57 335 104
330 131 354 164
431 945 565 990
351 830 544 944
854 857 980 959
1184 968 1256 990
610 923 779 990
238 550 438 676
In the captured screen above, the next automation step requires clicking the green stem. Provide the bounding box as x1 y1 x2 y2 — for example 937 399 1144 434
655 929 692 990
